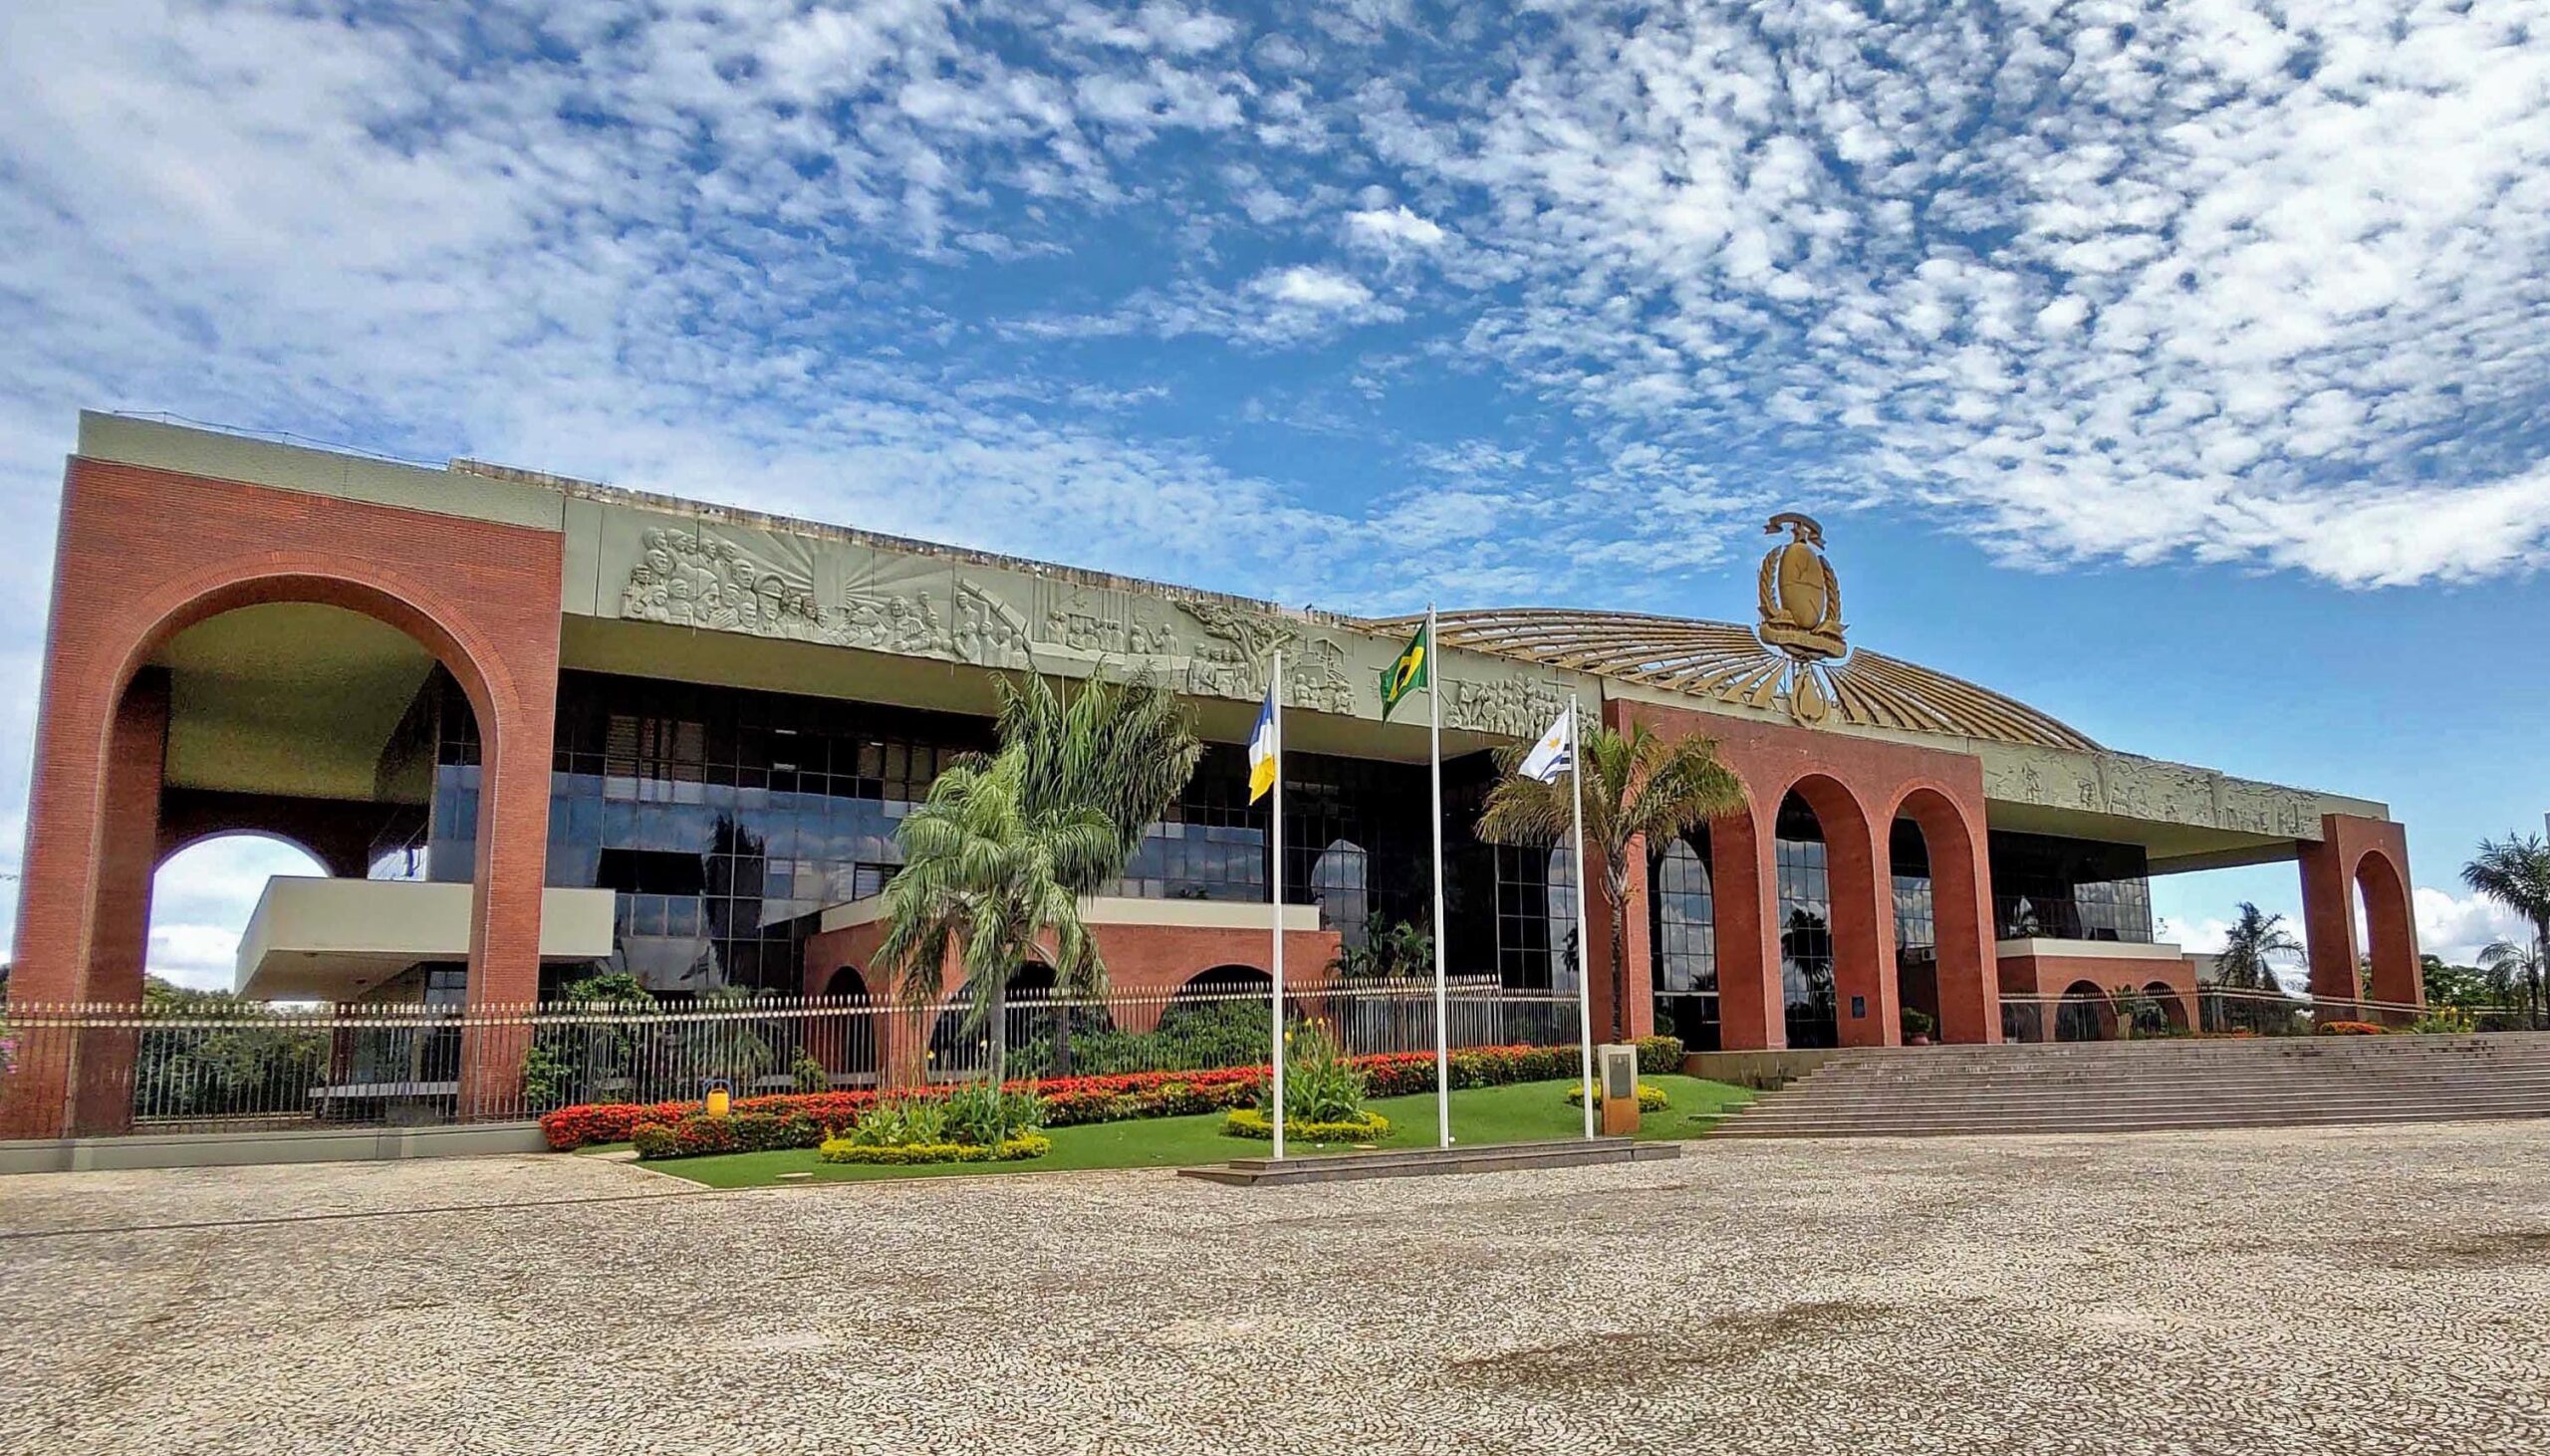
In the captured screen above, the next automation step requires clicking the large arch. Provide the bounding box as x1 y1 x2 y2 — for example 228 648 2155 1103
2298 813 2423 1021
4 459 564 1138
1773 774 1893 1050
1886 783 1999 1045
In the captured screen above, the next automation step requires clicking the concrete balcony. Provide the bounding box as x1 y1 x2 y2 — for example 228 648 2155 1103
235 877 618 1000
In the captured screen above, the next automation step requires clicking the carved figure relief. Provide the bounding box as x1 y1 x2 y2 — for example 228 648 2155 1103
622 527 834 643
1444 678 1571 738
1181 600 1300 699
840 588 948 656
954 582 1032 667
1285 638 1357 716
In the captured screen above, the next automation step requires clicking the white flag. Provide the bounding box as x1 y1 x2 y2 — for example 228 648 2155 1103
1516 703 1575 783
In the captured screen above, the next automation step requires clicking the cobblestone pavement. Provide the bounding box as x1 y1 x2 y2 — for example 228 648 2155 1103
4 1121 2548 1455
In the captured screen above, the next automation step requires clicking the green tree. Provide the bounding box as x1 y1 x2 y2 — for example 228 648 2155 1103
2211 902 2301 992
876 669 1198 1083
1476 721 1743 1042
2479 939 2546 1028
2463 835 2550 1028
1329 917 1432 980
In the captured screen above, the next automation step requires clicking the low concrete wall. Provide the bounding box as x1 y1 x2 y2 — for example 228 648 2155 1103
0 1121 548 1176
1684 1048 1847 1091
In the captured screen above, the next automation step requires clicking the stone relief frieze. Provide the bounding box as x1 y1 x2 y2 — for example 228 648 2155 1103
1444 677 1572 738
838 587 948 656
1179 600 1301 700
622 526 836 642
953 581 1033 668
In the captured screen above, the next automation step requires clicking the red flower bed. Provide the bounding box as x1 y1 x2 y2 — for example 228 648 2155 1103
538 1044 1576 1149
2317 1020 2390 1036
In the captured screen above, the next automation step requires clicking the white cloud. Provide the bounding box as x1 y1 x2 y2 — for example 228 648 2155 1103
1254 264 1377 311
1345 204 1447 255
1356 0 2550 587
2414 886 2534 967
145 838 329 991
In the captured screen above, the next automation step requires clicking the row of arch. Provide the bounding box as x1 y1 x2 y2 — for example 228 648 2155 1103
1631 755 1997 1051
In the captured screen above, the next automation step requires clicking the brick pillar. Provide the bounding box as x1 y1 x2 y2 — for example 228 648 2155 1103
1901 787 1999 1045
69 673 171 1135
1585 837 1654 1044
2299 813 2422 1021
1808 784 1899 1050
454 681 560 1119
1711 803 1783 1051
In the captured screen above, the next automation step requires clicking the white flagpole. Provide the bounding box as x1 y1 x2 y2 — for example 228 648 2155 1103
1569 696 1595 1140
1269 651 1288 1162
1427 605 1451 1148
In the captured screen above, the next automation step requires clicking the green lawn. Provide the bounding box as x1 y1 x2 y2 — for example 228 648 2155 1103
638 1074 1753 1189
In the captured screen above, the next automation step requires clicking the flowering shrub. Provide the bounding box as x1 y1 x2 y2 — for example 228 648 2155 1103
818 1131 1052 1165
631 1110 829 1160
2318 1020 2390 1036
540 1043 1584 1149
1223 1107 1390 1142
1634 1036 1685 1076
1565 1081 1669 1111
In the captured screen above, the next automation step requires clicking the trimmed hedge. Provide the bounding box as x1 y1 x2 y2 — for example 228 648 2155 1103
631 1110 828 1160
1635 1035 1685 1075
542 1043 1584 1151
1222 1107 1391 1142
817 1132 1052 1165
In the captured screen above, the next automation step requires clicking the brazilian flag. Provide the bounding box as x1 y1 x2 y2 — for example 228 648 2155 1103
1379 619 1429 720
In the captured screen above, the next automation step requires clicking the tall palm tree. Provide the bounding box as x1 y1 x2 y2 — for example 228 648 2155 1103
2463 835 2550 1009
1476 720 1744 1042
875 669 1199 1083
2211 901 2302 993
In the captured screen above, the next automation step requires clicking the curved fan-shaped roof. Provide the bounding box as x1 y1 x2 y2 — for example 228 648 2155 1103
1372 607 2099 753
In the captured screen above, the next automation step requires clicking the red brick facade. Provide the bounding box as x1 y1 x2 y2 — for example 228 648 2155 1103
2299 812 2422 1016
3 459 565 1136
1600 697 2004 1052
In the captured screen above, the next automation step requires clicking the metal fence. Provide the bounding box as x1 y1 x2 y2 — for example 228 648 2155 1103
1 977 1580 1134
1995 987 2525 1043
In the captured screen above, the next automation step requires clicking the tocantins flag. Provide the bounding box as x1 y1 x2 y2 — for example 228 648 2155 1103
1379 619 1429 720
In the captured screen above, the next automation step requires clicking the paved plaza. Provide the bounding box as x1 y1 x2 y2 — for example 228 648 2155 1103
2 1122 2547 1454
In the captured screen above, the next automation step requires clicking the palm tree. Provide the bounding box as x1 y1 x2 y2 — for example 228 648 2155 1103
2479 939 2546 1028
875 669 1199 1083
1476 720 1743 1042
2464 836 2550 1026
2211 901 2302 993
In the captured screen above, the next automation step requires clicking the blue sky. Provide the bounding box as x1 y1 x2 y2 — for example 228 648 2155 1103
1 0 2545 986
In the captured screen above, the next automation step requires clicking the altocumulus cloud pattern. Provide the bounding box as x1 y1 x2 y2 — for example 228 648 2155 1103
1 0 2546 612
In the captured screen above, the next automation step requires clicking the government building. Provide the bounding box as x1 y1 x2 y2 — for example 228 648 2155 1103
2 414 2424 1136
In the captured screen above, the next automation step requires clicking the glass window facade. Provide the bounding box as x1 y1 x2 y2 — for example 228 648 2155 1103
1890 819 1935 962
1651 834 1718 1049
1988 831 2154 943
418 672 1549 998
1776 794 1839 1049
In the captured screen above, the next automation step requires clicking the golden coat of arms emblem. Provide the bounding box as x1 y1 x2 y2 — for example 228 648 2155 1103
1753 512 1847 725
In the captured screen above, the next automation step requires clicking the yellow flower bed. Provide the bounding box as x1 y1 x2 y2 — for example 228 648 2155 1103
1221 1108 1391 1142
1564 1082 1669 1111
816 1132 1053 1165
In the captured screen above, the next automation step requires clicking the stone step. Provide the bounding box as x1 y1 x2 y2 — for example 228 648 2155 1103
1763 1074 2550 1107
1177 1136 1677 1187
1715 1104 2550 1138
1713 1033 2550 1139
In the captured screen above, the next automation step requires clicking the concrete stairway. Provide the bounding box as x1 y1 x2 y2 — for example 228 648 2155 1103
1711 1033 2550 1138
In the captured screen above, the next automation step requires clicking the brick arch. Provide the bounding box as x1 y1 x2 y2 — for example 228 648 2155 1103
5 458 565 1137
2299 813 2423 1021
1884 781 2001 1045
1772 771 1894 1049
